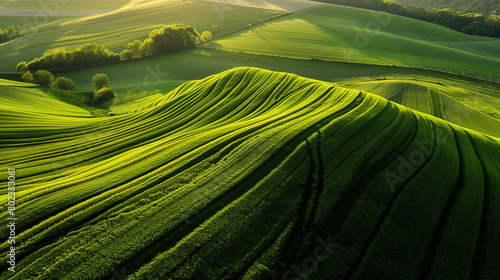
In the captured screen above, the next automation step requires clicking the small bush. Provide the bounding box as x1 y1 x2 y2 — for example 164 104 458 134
108 111 116 116
92 87 116 105
33 70 55 86
54 77 75 90
21 71 33 83
92 73 110 90
200 31 212 42
16 62 28 75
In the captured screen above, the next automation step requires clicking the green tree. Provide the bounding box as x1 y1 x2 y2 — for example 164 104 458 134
92 73 110 90
54 77 75 90
93 87 116 105
33 70 55 86
21 71 33 83
200 31 213 42
6 26 15 37
126 40 142 58
14 26 22 36
16 62 28 75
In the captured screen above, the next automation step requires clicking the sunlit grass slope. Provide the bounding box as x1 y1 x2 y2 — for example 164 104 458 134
0 67 499 279
341 79 500 137
0 79 92 118
0 0 282 72
0 0 130 9
208 4 500 78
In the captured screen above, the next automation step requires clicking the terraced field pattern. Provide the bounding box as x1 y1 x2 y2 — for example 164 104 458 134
1 0 500 279
1 67 499 279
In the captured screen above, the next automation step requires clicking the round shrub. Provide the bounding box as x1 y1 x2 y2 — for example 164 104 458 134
16 62 28 75
21 71 33 83
33 70 55 86
54 77 75 90
93 87 116 105
92 73 110 90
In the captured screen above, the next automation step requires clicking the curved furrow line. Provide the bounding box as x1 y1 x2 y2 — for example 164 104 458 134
466 132 500 279
421 126 484 279
343 127 433 278
348 117 461 280
281 102 418 279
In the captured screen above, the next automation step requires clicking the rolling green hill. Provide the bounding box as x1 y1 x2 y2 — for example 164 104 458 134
0 79 111 118
340 79 500 137
52 47 500 138
0 0 283 72
1 67 499 279
207 5 500 78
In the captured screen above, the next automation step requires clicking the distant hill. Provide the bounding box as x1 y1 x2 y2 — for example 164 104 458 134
396 0 500 16
316 0 500 38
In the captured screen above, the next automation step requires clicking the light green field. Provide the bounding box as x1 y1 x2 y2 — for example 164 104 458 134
56 48 426 98
0 67 499 280
340 79 500 137
0 0 130 9
0 16 77 30
0 81 92 118
208 5 500 78
0 0 283 72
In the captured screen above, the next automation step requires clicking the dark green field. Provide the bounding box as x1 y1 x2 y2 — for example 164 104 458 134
0 0 499 279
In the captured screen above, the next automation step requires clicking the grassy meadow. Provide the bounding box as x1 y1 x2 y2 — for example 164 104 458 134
0 0 499 279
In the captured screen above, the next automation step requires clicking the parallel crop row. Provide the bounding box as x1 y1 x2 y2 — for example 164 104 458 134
0 67 498 280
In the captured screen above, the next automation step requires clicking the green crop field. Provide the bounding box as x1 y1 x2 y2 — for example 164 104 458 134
0 0 499 279
0 0 130 9
208 5 500 78
0 0 283 72
340 79 500 137
0 68 499 280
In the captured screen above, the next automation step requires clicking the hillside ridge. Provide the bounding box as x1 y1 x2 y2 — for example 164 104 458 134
0 67 499 279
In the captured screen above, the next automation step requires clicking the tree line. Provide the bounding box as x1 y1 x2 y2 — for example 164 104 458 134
319 0 500 38
16 24 212 72
396 0 500 17
0 26 22 43
121 24 212 59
